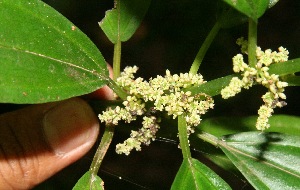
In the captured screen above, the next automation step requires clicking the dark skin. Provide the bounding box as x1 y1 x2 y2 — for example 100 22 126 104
0 67 113 189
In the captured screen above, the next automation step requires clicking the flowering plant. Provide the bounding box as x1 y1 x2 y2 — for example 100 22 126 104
1 0 300 189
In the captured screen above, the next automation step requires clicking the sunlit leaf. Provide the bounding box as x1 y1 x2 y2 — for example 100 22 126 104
171 158 232 190
99 0 151 44
222 0 269 19
73 171 104 190
0 0 108 103
219 132 300 189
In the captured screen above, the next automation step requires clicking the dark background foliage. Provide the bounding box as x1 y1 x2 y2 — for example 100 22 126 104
1 0 299 189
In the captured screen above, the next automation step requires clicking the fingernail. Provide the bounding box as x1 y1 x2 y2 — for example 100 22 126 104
43 99 99 155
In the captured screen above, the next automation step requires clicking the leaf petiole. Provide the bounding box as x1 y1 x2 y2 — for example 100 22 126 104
189 22 221 75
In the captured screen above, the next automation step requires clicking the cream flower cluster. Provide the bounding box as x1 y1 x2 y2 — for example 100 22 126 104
221 38 289 130
115 116 160 155
99 66 214 155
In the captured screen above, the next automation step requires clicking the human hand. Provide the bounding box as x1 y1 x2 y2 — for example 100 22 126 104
0 68 113 190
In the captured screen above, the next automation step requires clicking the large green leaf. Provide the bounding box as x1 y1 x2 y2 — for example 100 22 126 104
0 0 109 103
73 171 104 190
222 0 269 19
99 0 151 44
219 132 300 189
193 115 300 176
171 158 232 190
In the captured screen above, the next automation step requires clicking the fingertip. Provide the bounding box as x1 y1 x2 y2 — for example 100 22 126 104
0 98 100 189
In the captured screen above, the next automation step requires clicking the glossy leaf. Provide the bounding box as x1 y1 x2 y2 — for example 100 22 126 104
73 171 104 190
190 133 240 177
99 0 151 44
171 158 232 190
219 132 300 189
222 0 269 19
0 0 108 103
193 115 300 176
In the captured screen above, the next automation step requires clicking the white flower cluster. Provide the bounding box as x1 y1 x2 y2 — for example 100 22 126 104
99 66 214 155
221 38 289 130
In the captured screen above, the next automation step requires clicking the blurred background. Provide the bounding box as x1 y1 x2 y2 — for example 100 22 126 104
1 0 299 189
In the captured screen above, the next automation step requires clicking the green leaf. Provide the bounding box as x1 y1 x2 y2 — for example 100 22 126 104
198 115 300 137
222 0 269 19
194 114 300 180
0 0 108 103
282 75 300 86
269 58 300 76
186 57 300 97
219 132 300 189
217 5 248 28
171 158 232 190
190 133 239 176
73 171 104 190
186 74 238 96
99 0 151 44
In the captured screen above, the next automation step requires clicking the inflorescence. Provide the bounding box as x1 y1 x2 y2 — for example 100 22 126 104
221 37 289 130
99 67 214 155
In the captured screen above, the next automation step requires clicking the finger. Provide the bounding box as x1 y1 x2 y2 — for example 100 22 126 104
0 98 99 190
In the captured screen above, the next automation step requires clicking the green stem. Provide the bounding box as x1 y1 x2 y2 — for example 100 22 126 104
189 22 221 75
248 18 258 67
113 40 122 80
88 1 121 187
89 125 115 188
178 115 191 159
113 0 122 80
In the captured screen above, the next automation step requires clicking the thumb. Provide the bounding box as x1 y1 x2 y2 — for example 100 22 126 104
0 98 99 190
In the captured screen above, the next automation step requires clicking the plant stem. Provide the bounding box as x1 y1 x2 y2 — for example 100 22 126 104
113 0 122 80
88 1 122 186
89 125 115 188
189 22 221 75
178 115 192 159
113 40 122 80
248 18 258 67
